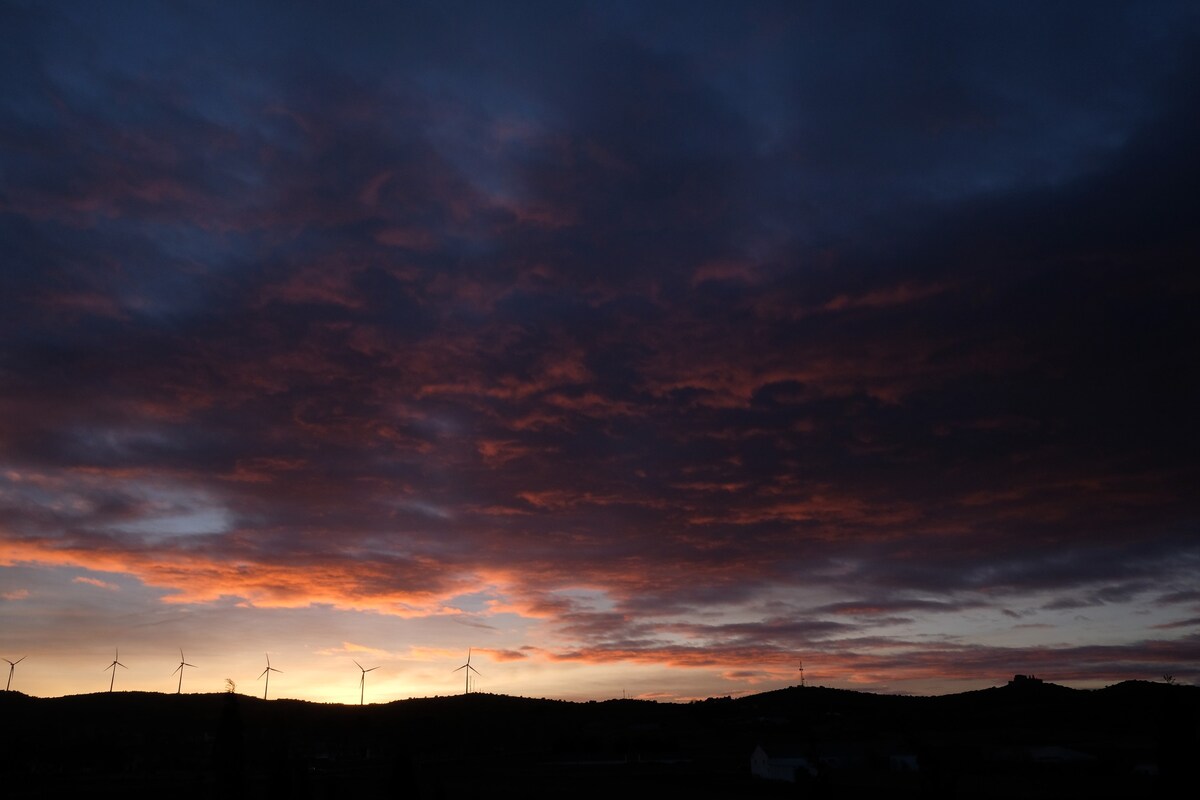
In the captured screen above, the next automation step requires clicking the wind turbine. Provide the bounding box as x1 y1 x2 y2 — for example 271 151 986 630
453 648 480 695
172 649 196 694
354 660 378 706
4 656 25 691
258 653 282 700
105 648 127 692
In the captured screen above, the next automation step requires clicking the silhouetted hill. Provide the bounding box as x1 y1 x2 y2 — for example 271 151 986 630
1 680 1196 798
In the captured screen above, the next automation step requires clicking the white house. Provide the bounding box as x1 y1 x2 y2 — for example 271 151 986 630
751 744 818 783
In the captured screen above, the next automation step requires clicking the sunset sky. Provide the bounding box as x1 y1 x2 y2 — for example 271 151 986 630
2 1 1198 703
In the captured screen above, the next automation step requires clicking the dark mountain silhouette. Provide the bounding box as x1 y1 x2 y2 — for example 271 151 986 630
1 678 1195 798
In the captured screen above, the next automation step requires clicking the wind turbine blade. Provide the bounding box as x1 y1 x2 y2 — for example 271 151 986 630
365 667 379 672
173 664 183 675
14 656 26 665
469 665 481 675
453 664 466 672
354 659 363 671
184 662 196 668
258 668 268 679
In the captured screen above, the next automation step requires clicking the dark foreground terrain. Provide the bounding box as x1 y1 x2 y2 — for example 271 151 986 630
1 677 1195 798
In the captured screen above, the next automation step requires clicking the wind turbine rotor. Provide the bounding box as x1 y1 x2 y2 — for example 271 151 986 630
454 649 480 693
259 654 282 698
4 656 25 691
104 649 126 691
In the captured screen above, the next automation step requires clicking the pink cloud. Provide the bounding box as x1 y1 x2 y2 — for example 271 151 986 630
72 576 120 591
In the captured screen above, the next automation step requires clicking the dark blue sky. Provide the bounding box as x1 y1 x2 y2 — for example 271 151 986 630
1 1 1198 699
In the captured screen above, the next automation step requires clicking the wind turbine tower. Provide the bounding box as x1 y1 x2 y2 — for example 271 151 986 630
258 653 282 700
105 648 127 692
354 660 379 706
173 649 197 694
799 659 805 687
4 656 25 691
453 648 480 695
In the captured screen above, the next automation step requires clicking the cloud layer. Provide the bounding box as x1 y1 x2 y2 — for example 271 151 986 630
2 1 1198 697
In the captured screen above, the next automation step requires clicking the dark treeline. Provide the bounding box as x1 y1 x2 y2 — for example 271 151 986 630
0 678 1195 798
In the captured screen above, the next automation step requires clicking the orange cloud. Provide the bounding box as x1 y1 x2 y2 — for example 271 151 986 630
823 281 950 312
690 259 760 287
315 641 394 658
72 576 120 591
0 538 469 617
223 457 309 484
472 647 530 662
